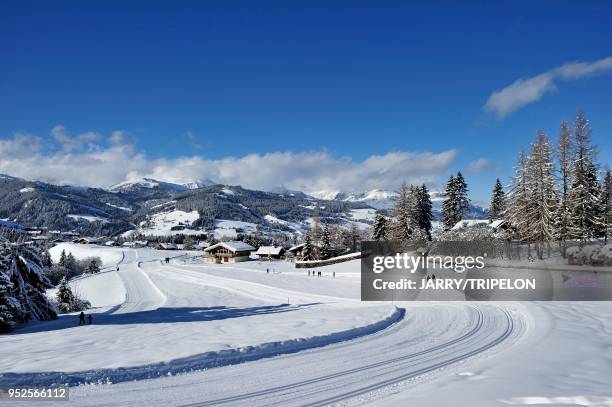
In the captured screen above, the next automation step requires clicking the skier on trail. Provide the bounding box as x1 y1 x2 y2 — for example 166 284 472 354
88 314 93 325
78 312 85 326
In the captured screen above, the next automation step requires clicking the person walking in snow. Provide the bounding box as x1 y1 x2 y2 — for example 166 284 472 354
78 312 85 326
88 314 93 325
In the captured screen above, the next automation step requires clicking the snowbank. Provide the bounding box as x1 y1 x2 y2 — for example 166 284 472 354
0 307 403 386
49 243 123 267
48 271 126 308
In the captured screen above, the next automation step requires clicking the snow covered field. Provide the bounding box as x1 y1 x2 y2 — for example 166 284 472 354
1 244 611 406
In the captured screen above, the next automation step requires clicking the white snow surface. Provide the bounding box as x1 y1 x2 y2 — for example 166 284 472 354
136 210 202 236
214 219 257 239
48 270 126 308
66 214 109 223
49 243 124 267
1 246 611 407
350 208 377 221
105 203 132 211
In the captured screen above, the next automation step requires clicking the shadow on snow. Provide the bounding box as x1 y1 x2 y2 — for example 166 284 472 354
10 303 321 335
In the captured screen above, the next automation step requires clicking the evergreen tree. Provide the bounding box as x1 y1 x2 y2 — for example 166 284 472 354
183 236 195 250
568 111 602 240
0 238 57 326
554 120 575 253
320 224 332 260
557 120 573 198
86 258 100 274
525 131 557 257
58 249 67 267
55 276 75 313
372 214 388 240
454 172 470 219
416 184 433 240
392 183 414 240
41 251 53 268
302 232 315 261
442 175 457 229
0 268 18 332
508 149 530 240
442 172 470 229
66 252 77 272
603 168 612 242
488 178 506 221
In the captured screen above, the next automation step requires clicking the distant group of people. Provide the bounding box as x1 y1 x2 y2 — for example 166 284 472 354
308 270 336 278
78 312 93 326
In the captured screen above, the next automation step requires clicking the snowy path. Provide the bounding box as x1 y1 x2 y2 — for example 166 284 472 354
67 302 525 406
112 251 167 314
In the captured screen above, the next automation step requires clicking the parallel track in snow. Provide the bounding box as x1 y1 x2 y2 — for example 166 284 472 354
61 255 526 407
176 306 517 407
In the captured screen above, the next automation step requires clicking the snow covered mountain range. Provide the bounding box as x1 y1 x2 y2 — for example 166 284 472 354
0 175 487 238
108 178 216 193
309 188 487 218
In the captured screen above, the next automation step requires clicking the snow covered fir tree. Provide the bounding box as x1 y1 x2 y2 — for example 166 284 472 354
389 183 433 243
372 214 388 240
442 172 470 230
488 178 506 221
87 258 101 274
55 276 91 314
0 231 57 332
55 276 75 314
319 224 333 260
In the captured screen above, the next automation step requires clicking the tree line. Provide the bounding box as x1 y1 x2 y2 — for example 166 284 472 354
368 110 611 256
501 111 610 257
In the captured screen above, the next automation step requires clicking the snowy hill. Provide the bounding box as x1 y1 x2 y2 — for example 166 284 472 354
0 175 372 238
0 175 486 238
108 177 215 193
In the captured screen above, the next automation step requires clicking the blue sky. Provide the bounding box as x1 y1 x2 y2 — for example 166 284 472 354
1 1 611 199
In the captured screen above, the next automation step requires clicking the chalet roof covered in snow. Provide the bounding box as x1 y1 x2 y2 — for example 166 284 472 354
205 241 255 253
289 242 321 253
288 243 305 253
489 219 507 229
255 246 285 256
451 219 489 230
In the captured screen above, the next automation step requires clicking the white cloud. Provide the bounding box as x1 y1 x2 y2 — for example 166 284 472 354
108 130 126 145
484 56 612 119
0 127 459 193
51 125 100 152
183 131 203 149
465 158 501 173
